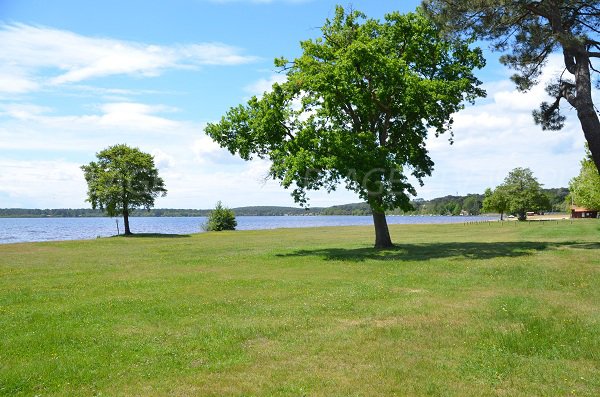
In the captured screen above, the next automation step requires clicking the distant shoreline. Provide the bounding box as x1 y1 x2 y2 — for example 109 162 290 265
0 213 505 219
0 188 569 218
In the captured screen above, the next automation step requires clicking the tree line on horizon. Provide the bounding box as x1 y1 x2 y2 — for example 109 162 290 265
0 186 569 218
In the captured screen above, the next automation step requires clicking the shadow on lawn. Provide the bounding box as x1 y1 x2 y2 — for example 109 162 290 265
114 233 191 238
277 241 594 262
566 242 600 250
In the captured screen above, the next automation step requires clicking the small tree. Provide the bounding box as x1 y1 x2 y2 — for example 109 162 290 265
81 144 167 235
569 149 600 210
500 168 550 221
204 201 237 231
482 187 510 220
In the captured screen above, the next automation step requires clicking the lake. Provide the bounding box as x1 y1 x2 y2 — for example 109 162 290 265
0 215 497 244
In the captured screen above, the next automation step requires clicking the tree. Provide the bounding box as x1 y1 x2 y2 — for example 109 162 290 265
205 6 485 248
482 187 510 220
544 187 570 212
422 0 600 174
462 193 483 215
499 167 550 221
81 144 167 235
569 149 600 209
203 201 237 231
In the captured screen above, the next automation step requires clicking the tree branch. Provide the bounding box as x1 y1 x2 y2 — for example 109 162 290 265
279 121 295 140
560 81 578 107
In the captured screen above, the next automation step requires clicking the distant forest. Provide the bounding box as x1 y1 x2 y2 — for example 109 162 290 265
0 188 569 218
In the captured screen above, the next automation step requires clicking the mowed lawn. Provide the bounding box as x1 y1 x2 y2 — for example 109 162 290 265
1 220 599 396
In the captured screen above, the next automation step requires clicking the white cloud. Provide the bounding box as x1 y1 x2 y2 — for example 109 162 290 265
151 149 175 170
0 69 39 94
192 134 226 161
0 23 258 94
95 102 179 130
420 54 587 198
0 159 86 208
244 74 287 96
0 101 185 152
0 103 51 119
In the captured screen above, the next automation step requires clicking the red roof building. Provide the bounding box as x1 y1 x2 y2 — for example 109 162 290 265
571 206 598 219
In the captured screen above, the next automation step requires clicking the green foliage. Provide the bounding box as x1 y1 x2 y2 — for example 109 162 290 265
81 144 167 233
569 150 600 210
544 187 570 212
206 6 484 247
422 0 600 172
482 187 510 219
461 194 483 215
320 202 371 216
206 6 484 215
496 168 550 221
204 201 237 231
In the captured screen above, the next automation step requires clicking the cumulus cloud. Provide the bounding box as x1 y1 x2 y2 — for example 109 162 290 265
244 74 288 97
0 23 258 94
0 100 186 152
151 149 175 170
421 54 587 198
193 138 241 169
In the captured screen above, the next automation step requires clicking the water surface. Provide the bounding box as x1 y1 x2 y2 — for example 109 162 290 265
0 215 496 244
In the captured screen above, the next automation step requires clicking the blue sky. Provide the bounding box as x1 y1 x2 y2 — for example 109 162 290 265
0 0 589 209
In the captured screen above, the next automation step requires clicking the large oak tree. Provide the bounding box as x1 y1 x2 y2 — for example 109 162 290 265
206 6 484 248
423 0 600 173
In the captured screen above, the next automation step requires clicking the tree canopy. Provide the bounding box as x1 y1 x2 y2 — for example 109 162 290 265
569 149 600 210
205 6 485 247
494 167 550 221
482 186 510 220
81 144 167 235
422 0 600 174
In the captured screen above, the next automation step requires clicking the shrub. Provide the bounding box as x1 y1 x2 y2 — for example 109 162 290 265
203 201 237 231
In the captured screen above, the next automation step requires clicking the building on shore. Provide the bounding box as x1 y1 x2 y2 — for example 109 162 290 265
570 206 598 219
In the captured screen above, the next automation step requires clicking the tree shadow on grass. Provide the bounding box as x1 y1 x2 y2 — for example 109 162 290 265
565 242 600 250
113 233 191 238
276 241 592 262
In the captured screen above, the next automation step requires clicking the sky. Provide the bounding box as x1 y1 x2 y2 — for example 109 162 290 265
0 0 591 209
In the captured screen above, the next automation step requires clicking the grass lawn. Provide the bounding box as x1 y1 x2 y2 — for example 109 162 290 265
1 220 599 396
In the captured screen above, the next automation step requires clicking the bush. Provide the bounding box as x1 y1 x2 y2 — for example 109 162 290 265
203 201 237 231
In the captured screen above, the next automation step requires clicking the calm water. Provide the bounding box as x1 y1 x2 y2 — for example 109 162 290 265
0 215 496 244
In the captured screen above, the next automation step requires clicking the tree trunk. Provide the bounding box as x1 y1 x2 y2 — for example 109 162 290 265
372 210 393 249
517 210 526 222
123 208 132 235
500 212 504 221
574 53 600 174
576 103 600 174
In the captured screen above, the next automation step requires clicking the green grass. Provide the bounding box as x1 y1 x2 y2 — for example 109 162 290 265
1 220 599 396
